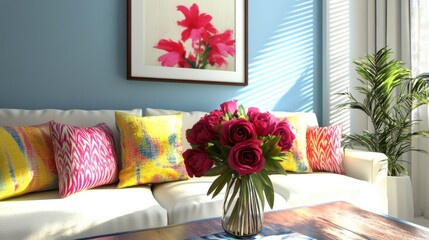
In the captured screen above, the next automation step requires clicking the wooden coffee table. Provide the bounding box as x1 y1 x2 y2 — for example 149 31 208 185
90 201 429 239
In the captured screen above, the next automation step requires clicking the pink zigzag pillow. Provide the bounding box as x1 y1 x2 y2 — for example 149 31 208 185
50 121 118 198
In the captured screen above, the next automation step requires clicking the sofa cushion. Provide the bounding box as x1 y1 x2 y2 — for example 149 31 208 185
0 184 167 240
0 123 57 200
115 111 188 188
306 125 345 174
152 176 289 225
50 121 118 198
270 173 380 212
144 108 208 151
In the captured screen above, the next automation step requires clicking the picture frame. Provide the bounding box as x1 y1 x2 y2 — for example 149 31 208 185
127 0 248 86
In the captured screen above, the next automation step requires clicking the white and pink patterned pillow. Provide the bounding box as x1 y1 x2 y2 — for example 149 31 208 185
306 125 345 174
50 121 118 198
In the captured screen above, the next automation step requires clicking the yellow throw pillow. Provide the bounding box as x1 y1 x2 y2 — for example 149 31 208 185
279 114 313 173
0 123 57 200
115 111 188 188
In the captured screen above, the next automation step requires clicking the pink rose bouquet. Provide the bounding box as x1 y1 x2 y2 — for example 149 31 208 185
182 100 295 209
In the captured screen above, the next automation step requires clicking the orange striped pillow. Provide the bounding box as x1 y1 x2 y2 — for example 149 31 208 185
306 125 345 174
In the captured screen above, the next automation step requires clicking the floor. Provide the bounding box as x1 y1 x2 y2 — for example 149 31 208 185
413 216 429 228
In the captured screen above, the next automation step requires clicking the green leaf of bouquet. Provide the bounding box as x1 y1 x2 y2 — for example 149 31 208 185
260 143 269 153
264 157 285 174
250 174 266 209
206 149 224 163
238 105 248 119
204 165 228 176
271 135 282 145
265 184 275 209
213 140 231 161
190 143 200 149
258 170 271 185
270 156 284 161
262 136 282 158
261 175 275 209
185 128 191 136
271 160 286 175
259 171 270 183
265 136 281 147
269 145 282 157
207 171 231 198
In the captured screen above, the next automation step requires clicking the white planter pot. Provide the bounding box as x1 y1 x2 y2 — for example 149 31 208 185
387 175 414 221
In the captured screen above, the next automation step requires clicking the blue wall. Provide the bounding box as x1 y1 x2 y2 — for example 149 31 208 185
0 0 321 118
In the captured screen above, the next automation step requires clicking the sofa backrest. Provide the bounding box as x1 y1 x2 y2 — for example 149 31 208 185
271 111 319 128
0 108 143 155
144 108 319 151
144 108 208 151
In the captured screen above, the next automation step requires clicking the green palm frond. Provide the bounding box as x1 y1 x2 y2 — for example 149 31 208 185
338 47 429 176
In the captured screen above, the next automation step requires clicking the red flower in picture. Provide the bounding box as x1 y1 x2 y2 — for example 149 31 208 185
177 3 218 43
154 3 236 70
154 39 188 68
207 29 236 67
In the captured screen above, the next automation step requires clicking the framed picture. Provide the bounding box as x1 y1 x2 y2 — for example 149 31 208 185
127 0 248 85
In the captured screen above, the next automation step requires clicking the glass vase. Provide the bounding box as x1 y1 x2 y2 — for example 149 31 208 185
222 176 264 237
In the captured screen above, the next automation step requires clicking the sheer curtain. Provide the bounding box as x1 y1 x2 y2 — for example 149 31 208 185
324 0 429 219
410 0 429 219
322 0 410 128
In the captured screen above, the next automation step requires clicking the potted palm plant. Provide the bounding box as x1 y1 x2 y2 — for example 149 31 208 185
338 47 429 220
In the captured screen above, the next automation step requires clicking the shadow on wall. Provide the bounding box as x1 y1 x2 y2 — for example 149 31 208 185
276 65 314 112
237 0 318 113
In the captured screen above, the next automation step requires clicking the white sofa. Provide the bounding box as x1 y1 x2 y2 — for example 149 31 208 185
0 108 388 240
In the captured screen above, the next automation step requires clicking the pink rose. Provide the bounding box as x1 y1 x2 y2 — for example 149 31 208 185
203 111 223 133
183 148 214 177
220 118 257 146
210 109 224 118
228 139 265 175
249 111 277 136
247 107 260 121
220 100 238 114
186 119 215 145
273 120 295 151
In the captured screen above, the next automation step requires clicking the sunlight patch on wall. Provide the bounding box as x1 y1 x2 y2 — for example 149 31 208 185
237 1 315 112
324 0 351 133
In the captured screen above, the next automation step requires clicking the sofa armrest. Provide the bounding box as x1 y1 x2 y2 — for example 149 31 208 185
342 148 388 213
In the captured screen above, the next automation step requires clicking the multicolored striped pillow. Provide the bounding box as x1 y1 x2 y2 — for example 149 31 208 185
306 125 345 174
115 111 188 188
50 121 118 198
0 123 57 200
